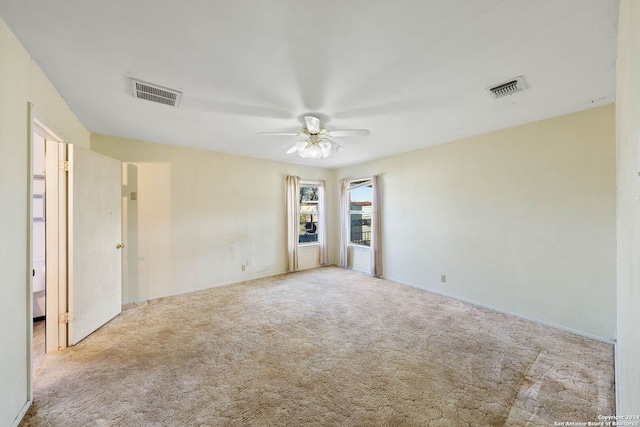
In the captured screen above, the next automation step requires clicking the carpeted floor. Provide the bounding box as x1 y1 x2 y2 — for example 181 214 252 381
22 266 614 426
32 320 46 375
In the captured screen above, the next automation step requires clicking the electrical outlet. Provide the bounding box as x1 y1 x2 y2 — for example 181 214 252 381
241 265 246 271
440 275 446 283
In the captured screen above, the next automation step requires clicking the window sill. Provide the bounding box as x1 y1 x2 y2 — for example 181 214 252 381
348 244 371 250
299 242 320 247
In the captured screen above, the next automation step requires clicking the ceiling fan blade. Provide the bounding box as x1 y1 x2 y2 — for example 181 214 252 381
256 132 304 136
304 116 320 134
326 129 371 137
286 145 298 154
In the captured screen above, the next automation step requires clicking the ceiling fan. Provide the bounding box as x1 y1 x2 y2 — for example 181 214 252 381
257 116 370 159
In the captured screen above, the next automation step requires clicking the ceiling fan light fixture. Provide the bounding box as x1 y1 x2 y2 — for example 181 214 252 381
304 143 323 159
259 115 370 159
293 139 334 159
319 141 332 157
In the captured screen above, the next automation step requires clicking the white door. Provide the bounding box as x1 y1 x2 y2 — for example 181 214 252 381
67 145 122 345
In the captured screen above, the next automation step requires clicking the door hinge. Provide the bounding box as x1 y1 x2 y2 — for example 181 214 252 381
59 312 73 324
61 160 70 172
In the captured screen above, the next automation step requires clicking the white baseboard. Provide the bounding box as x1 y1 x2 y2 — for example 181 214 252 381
383 275 615 345
122 267 615 346
122 269 289 306
12 400 31 427
615 340 621 414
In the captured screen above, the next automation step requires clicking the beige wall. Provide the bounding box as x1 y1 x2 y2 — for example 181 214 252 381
91 135 335 303
0 17 89 427
615 0 640 414
337 105 617 340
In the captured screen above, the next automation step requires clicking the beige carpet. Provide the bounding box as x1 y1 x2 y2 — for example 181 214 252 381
21 267 614 426
32 320 46 375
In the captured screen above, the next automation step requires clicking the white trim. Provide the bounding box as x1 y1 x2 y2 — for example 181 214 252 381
347 180 373 248
298 182 321 248
31 116 65 142
22 107 68 427
26 104 34 405
348 243 371 250
348 177 371 185
348 180 372 191
295 264 322 272
384 275 616 345
122 271 284 306
11 400 32 427
32 113 66 144
615 340 620 415
32 109 69 354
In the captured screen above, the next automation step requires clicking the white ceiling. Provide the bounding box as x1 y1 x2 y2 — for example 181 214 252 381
0 1 619 168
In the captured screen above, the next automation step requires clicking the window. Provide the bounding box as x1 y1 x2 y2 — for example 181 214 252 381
349 180 372 246
299 184 319 244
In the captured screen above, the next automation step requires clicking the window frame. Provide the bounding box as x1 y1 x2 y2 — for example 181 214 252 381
299 180 321 246
347 178 373 248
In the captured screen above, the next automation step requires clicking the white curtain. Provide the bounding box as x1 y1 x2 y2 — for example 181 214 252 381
339 177 350 268
286 175 300 272
318 180 329 265
370 175 382 277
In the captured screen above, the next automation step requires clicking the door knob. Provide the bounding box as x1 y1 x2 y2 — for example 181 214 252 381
116 243 125 249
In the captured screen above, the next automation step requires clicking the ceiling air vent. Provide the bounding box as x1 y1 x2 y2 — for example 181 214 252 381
485 76 527 100
130 78 182 107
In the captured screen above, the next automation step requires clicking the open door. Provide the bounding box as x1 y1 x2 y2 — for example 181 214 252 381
67 145 122 345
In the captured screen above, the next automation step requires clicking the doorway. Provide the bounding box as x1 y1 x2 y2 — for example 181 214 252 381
30 116 124 360
31 121 67 359
31 128 47 373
